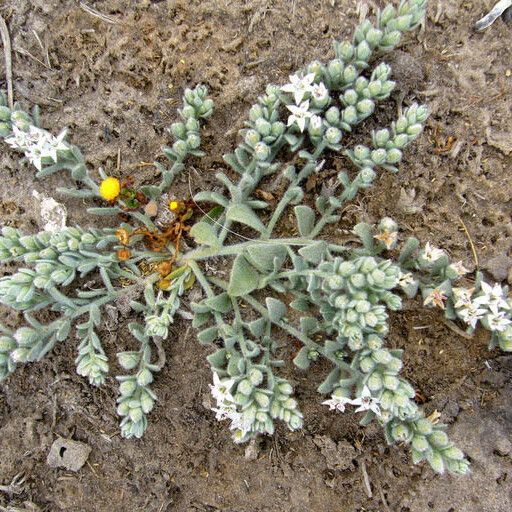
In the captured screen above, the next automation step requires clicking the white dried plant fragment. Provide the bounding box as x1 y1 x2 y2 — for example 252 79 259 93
475 0 512 31
32 190 67 232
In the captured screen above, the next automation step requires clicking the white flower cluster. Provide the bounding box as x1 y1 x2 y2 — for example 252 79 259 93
210 372 251 440
5 125 68 171
322 385 381 416
454 281 511 331
281 73 329 133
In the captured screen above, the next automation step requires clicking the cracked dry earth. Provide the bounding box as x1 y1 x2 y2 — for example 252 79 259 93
0 1 511 511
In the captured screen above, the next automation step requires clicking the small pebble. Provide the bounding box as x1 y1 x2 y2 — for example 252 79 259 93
144 200 158 217
47 437 91 472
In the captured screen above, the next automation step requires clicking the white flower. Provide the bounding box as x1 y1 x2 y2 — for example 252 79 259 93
5 125 31 150
212 405 236 422
309 114 323 131
423 288 448 310
322 395 352 413
351 385 381 416
457 303 486 329
485 311 512 332
422 242 445 262
398 272 415 288
452 287 473 309
474 281 510 314
449 261 470 276
286 100 312 132
209 372 235 405
281 73 315 105
311 82 329 102
5 125 68 171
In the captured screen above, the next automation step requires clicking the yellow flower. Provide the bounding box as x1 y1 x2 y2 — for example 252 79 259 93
99 177 121 201
169 200 179 211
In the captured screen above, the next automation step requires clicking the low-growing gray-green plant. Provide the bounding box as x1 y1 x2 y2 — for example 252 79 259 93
1 0 510 476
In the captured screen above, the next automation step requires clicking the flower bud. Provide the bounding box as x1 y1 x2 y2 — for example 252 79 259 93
170 122 186 139
328 59 344 79
342 65 357 84
407 124 423 137
255 118 272 137
386 148 402 164
327 275 344 290
357 40 373 61
365 28 383 47
357 99 374 115
325 106 340 125
278 382 293 395
173 140 189 158
324 126 342 145
337 41 354 60
136 368 154 386
443 446 465 460
383 374 399 391
371 148 387 165
374 129 390 147
309 115 324 137
429 430 449 448
354 76 368 93
181 105 196 119
248 368 264 386
342 106 358 125
412 435 429 452
271 121 285 137
360 257 378 274
359 356 375 373
380 30 401 48
186 133 201 149
119 379 137 396
244 129 261 147
249 105 264 121
11 347 30 363
342 89 358 106
237 379 253 396
254 142 270 161
415 418 433 435
337 261 355 276
186 117 200 132
307 60 324 80
359 167 376 185
254 391 270 409
350 272 366 288
367 372 383 391
391 423 411 442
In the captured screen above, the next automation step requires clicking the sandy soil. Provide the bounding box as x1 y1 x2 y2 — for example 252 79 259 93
0 1 511 511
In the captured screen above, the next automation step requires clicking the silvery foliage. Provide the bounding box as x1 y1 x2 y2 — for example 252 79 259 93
0 0 507 475
0 85 213 438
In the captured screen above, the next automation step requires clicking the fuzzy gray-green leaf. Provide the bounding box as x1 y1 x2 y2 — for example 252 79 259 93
227 255 261 297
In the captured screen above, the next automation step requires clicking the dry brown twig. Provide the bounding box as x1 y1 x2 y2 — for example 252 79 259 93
0 14 13 109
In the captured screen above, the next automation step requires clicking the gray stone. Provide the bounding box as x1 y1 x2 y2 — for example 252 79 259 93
483 254 512 282
46 437 91 472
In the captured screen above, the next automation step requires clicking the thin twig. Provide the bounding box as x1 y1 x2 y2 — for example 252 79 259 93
0 14 13 108
360 460 373 498
376 481 392 512
459 217 479 269
442 319 473 340
80 2 120 24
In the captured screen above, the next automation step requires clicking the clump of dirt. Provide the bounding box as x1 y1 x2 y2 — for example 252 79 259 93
0 1 511 511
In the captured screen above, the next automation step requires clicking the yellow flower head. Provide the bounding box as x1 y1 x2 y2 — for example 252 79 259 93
99 177 121 201
169 200 179 211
